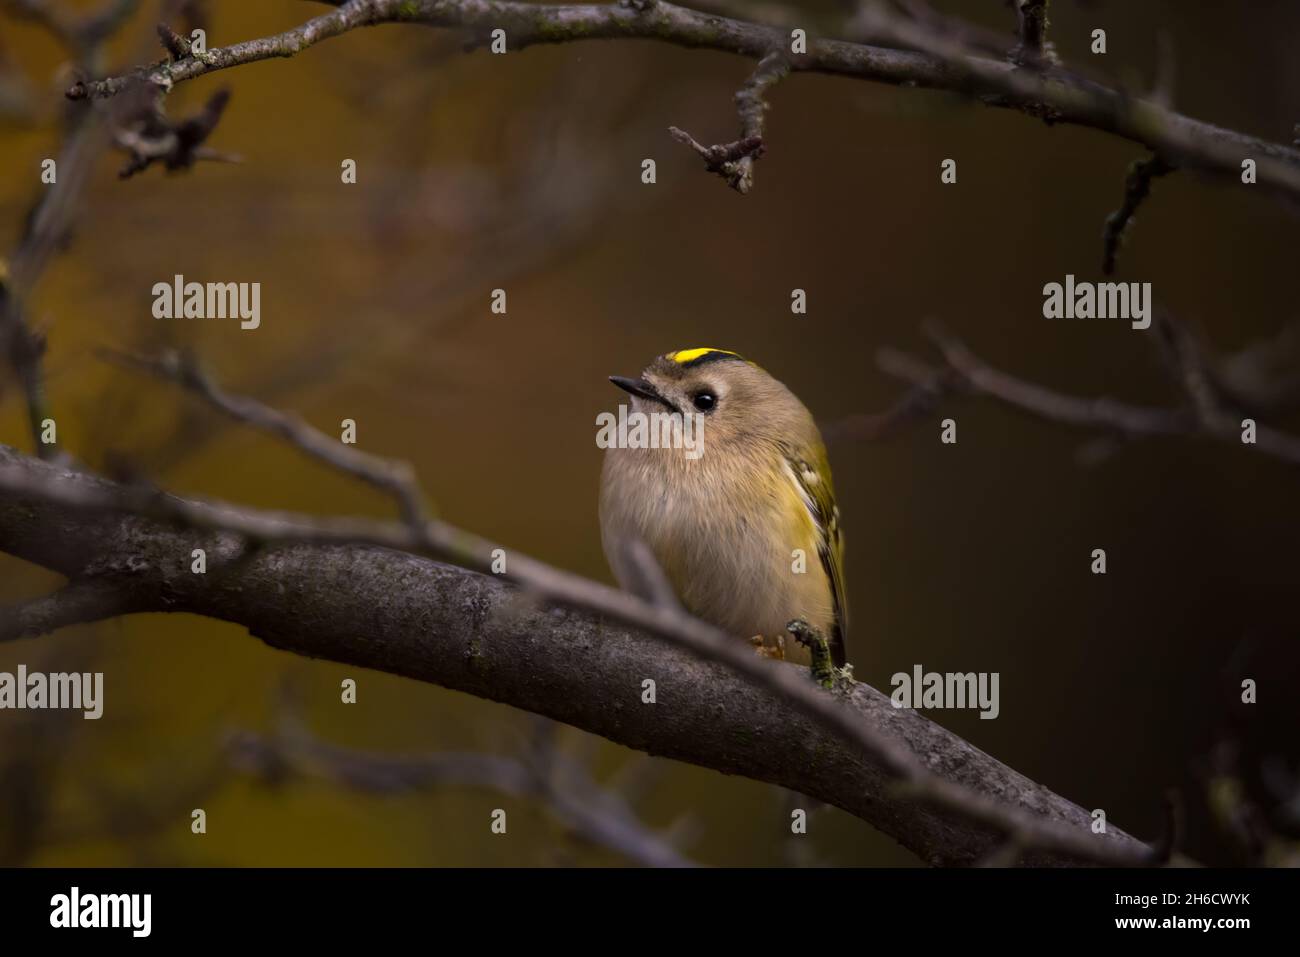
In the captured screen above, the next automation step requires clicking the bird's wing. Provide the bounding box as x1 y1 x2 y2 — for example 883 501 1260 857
783 448 848 667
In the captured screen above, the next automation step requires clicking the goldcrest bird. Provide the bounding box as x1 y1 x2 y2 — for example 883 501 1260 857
599 348 847 666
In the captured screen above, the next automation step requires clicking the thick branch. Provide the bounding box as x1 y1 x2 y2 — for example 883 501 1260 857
0 444 1151 866
61 0 1300 199
6 348 1170 865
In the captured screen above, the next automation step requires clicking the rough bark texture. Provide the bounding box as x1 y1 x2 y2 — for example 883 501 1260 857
0 445 1144 865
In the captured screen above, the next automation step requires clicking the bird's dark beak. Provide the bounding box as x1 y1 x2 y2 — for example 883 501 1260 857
609 375 668 406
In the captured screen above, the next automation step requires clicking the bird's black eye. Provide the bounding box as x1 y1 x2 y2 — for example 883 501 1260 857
692 392 716 412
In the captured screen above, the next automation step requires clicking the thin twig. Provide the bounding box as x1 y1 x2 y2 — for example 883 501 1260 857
101 348 430 532
0 0 142 458
830 321 1300 465
57 0 1300 199
228 719 697 867
669 50 789 193
820 351 954 444
1012 0 1052 66
1102 155 1174 275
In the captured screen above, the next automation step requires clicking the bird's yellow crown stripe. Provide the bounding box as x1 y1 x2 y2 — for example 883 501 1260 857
668 347 742 365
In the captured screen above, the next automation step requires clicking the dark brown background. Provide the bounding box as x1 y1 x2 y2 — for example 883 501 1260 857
0 0 1296 865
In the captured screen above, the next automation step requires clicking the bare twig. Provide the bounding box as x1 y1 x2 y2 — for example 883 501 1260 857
667 127 765 191
1102 155 1174 275
670 51 789 193
1 0 142 61
847 1 1298 193
821 347 956 444
227 719 697 867
58 0 1300 200
102 348 429 532
111 86 236 178
1148 310 1229 425
919 319 1300 465
0 0 143 458
156 21 192 60
1211 323 1300 416
616 538 687 612
1 100 112 460
833 321 1300 465
1012 0 1053 66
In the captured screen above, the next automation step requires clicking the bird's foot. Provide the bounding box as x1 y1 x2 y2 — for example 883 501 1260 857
785 619 835 689
749 633 786 660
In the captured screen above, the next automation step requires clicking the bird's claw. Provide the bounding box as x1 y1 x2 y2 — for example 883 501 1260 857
749 633 786 660
786 618 835 688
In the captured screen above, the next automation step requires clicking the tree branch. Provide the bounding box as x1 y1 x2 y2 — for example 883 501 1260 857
1 0 141 59
59 0 1300 200
228 716 698 867
102 348 429 530
1 0 142 459
0 580 136 642
1012 0 1052 66
0 347 1175 865
669 50 788 193
0 443 1155 866
83 351 1165 866
1102 154 1174 275
851 320 1300 466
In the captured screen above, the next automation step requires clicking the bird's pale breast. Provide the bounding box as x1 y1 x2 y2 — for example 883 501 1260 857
600 445 836 659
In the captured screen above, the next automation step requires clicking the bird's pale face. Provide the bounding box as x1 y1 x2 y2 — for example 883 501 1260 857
609 349 785 453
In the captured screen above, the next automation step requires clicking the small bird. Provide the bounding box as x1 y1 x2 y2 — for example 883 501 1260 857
600 348 847 666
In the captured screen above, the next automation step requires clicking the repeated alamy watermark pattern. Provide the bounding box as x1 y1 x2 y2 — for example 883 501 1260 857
0 665 103 719
1043 274 1152 330
891 665 1000 720
152 273 260 329
596 404 705 460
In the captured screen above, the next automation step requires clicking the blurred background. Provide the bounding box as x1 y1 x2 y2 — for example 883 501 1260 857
0 0 1297 866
